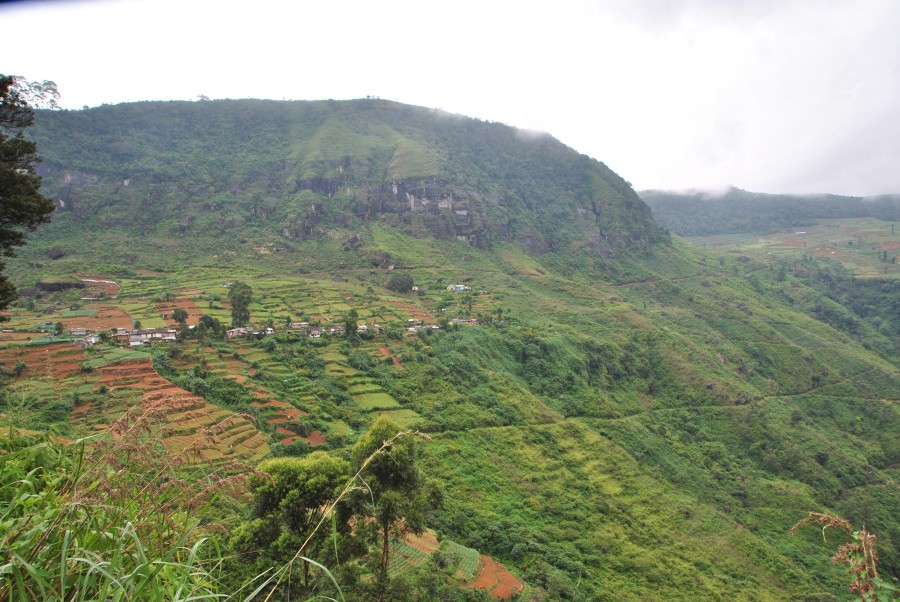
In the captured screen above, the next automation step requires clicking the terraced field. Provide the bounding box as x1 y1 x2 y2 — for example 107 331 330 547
389 530 522 598
90 357 271 464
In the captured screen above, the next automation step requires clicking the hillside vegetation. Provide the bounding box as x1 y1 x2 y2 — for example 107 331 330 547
641 186 900 236
31 99 664 259
1 100 897 601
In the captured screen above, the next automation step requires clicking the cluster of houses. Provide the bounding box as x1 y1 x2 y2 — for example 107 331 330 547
65 313 479 350
68 326 180 349
226 326 275 338
288 322 385 338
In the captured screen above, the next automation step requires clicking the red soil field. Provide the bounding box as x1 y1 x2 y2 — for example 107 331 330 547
0 332 37 343
0 346 86 379
302 430 326 446
156 298 203 327
379 346 404 369
63 305 133 331
90 358 270 462
277 429 325 446
469 555 524 600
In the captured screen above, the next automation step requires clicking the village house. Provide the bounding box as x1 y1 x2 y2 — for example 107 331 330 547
227 327 249 338
407 323 441 334
129 328 177 347
309 328 322 338
69 327 88 337
451 318 479 326
74 334 101 349
447 284 471 291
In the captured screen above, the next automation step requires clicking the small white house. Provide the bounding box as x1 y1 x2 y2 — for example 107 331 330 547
74 334 101 349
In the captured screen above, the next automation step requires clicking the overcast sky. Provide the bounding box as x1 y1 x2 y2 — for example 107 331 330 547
4 0 900 196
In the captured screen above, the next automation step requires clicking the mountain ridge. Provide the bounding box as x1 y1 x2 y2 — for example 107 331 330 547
30 98 666 258
641 186 900 236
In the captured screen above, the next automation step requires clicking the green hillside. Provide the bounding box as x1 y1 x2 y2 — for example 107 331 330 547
29 99 664 260
641 186 900 236
2 100 897 601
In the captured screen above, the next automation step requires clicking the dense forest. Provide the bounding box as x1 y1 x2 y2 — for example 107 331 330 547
642 186 900 236
1 99 897 601
32 99 664 256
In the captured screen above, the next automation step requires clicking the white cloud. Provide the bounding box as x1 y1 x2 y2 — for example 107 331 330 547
3 0 899 195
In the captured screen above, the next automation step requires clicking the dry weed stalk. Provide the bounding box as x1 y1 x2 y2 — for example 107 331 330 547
791 512 888 601
73 398 261 552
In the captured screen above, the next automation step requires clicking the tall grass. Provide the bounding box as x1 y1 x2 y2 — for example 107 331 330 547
1 408 422 601
0 401 251 601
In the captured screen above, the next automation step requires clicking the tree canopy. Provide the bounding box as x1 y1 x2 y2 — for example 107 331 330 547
228 281 252 327
0 75 56 313
386 273 414 293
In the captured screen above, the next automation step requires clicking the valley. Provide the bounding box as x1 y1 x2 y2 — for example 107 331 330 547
1 99 897 601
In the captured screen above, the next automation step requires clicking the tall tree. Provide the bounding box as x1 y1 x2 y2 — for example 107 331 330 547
235 453 350 593
344 308 358 339
228 281 252 327
172 307 188 325
0 75 56 315
351 417 441 588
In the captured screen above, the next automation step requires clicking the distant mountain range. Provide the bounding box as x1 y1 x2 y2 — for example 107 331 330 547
641 186 899 236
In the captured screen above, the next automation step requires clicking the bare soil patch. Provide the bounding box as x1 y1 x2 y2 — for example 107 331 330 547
0 332 37 343
379 346 404 369
78 274 121 298
469 555 523 600
301 430 326 446
63 305 133 331
385 301 434 323
0 345 86 378
156 298 203 327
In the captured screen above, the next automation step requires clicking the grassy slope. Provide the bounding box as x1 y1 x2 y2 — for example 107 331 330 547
8 224 896 600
